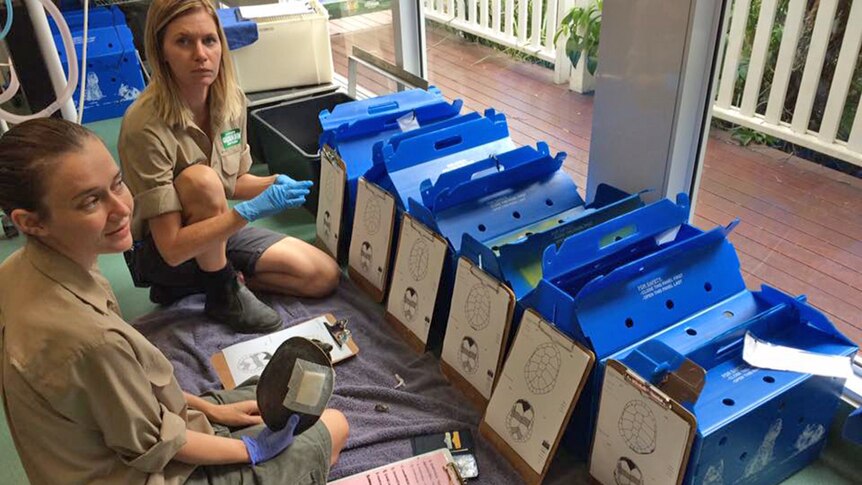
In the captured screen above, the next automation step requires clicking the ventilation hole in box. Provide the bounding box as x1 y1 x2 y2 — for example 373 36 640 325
545 199 554 206
718 437 728 446
739 452 748 461
666 299 675 310
478 224 486 232
762 376 775 384
704 282 713 292
723 310 734 318
625 318 634 328
722 398 735 406
686 328 697 336
512 211 521 219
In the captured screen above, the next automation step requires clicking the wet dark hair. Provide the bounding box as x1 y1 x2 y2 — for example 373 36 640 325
0 118 94 216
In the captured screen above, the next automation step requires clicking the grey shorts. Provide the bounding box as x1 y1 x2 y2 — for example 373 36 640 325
125 226 285 304
185 379 333 485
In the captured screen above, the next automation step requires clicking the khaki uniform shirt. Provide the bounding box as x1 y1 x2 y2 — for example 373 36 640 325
0 240 214 485
118 94 253 240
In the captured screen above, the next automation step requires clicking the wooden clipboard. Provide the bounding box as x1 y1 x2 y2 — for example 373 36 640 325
439 257 516 412
384 213 449 354
316 145 348 261
588 359 698 485
347 178 398 303
480 309 596 485
211 313 359 390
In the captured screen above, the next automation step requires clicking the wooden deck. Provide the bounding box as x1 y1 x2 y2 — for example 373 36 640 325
330 12 862 344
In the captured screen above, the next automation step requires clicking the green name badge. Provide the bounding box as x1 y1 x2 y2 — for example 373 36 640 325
221 128 241 150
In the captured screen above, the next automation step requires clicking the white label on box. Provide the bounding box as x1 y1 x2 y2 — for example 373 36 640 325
386 215 448 345
590 364 692 485
485 310 593 474
441 258 513 399
317 147 346 258
348 178 397 292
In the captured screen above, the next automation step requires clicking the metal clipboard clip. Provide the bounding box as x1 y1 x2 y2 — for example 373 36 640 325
444 462 466 485
325 318 351 348
624 371 673 410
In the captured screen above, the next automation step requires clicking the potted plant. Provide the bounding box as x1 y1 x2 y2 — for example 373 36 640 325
555 0 602 92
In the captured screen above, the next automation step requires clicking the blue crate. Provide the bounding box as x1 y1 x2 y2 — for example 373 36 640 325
364 109 515 212
318 88 463 260
459 182 644 301
318 87 462 213
398 141 573 348
519 194 697 457
607 273 857 484
50 6 145 122
355 109 515 347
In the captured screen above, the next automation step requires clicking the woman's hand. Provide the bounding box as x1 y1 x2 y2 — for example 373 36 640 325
206 400 264 427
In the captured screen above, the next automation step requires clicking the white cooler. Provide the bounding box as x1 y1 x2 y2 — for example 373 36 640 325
230 2 334 93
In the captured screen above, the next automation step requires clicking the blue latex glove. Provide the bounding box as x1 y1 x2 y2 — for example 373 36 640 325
274 174 314 190
234 181 312 221
241 415 301 465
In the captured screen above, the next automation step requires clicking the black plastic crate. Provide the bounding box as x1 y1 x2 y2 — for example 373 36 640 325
250 91 354 214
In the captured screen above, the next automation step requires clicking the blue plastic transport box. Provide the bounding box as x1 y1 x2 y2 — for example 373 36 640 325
316 87 462 259
350 109 515 303
526 207 856 483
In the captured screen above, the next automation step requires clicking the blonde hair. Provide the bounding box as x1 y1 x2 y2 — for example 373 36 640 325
141 0 243 128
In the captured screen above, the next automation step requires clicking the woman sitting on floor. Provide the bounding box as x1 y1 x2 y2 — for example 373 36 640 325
0 119 348 485
119 0 339 333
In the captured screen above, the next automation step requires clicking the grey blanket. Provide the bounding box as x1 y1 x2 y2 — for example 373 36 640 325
134 276 586 483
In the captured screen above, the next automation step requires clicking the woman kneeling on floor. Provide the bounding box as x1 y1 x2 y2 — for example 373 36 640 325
119 0 339 333
0 119 349 485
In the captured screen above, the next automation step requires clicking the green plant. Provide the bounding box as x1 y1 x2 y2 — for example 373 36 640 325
730 125 779 147
554 0 603 75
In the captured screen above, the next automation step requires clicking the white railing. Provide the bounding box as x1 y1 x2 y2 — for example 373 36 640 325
713 0 862 167
422 0 564 63
423 0 595 90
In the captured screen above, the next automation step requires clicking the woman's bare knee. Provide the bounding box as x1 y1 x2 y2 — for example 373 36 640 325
320 409 349 465
174 165 227 222
308 256 340 297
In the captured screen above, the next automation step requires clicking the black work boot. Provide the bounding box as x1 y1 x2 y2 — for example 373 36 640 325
203 265 282 333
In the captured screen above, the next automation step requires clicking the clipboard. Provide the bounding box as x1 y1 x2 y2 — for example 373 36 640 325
327 448 464 484
588 359 697 485
439 257 515 412
480 309 595 485
211 313 358 390
384 213 449 354
316 145 348 261
347 177 398 303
